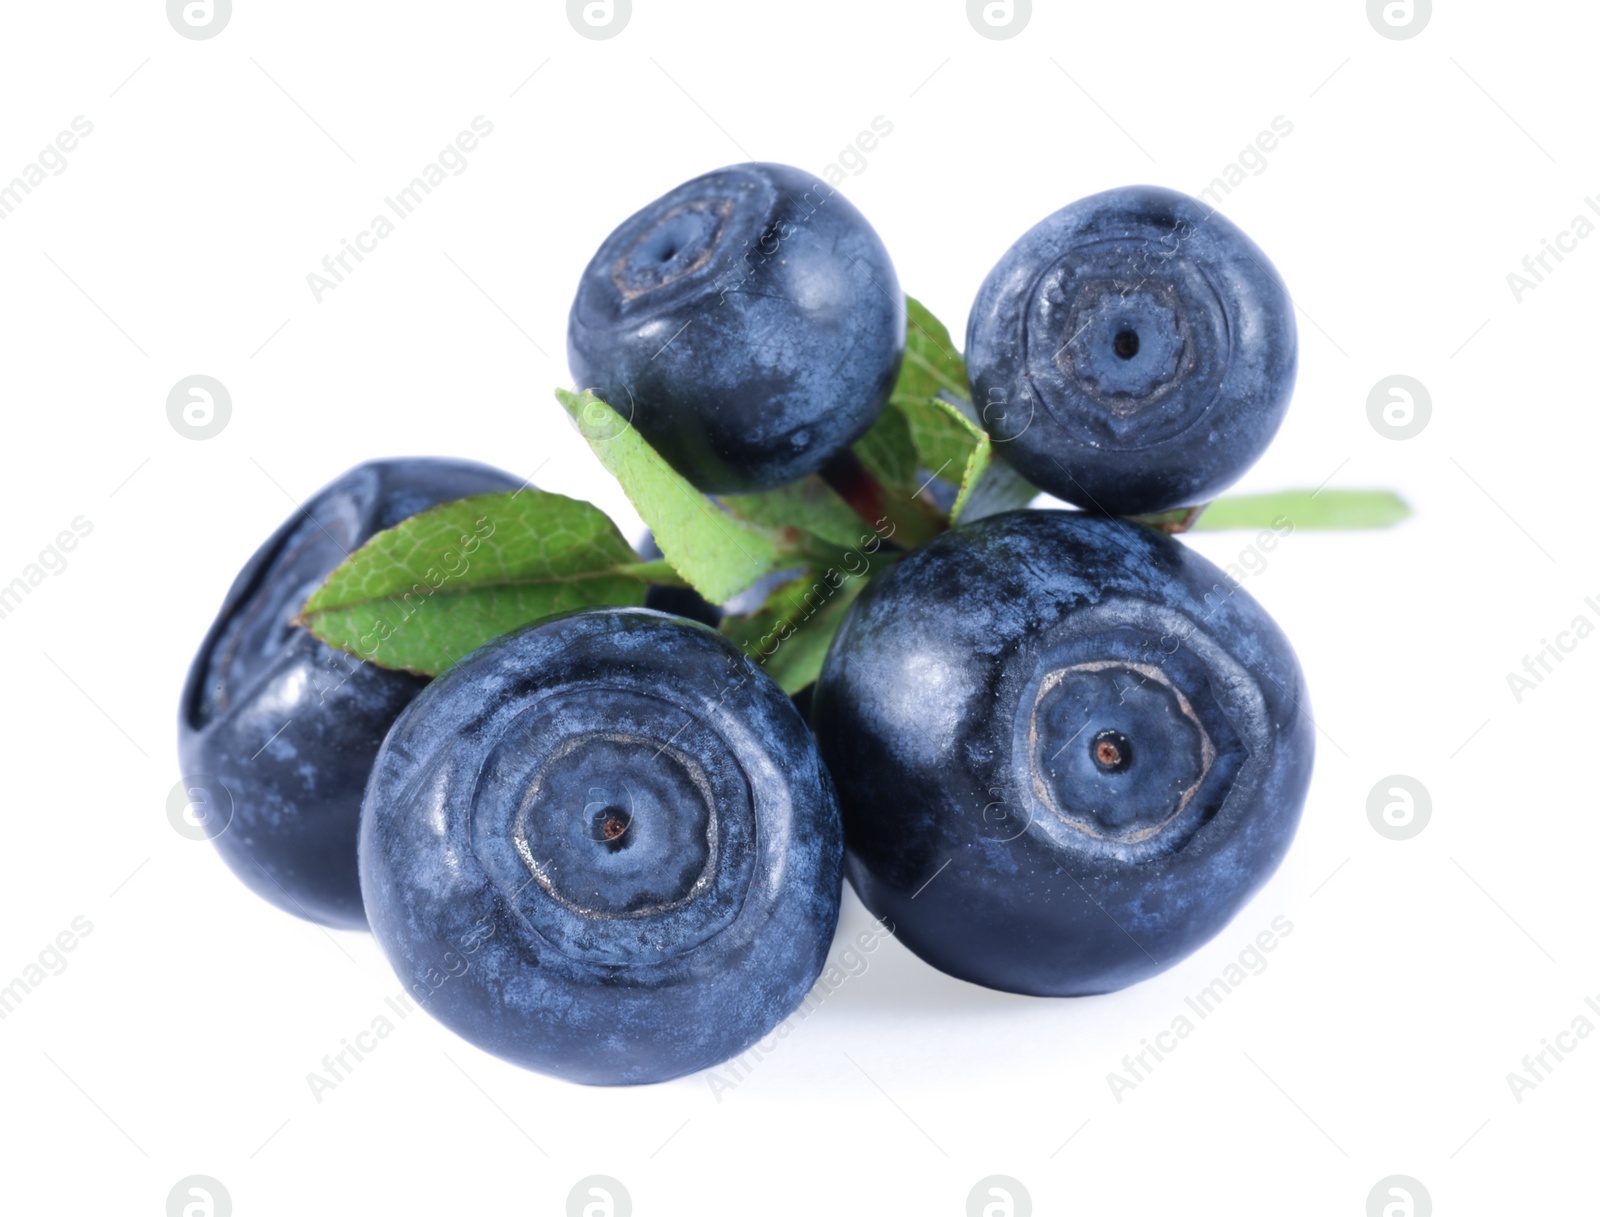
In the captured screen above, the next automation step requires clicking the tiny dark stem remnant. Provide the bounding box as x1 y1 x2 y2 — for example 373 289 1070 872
1091 729 1133 773
1113 329 1140 360
1130 503 1209 535
592 806 632 851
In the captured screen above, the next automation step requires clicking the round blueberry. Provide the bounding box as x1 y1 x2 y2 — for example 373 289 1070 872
568 162 905 493
966 186 1298 516
811 511 1314 996
177 457 523 930
358 608 843 1085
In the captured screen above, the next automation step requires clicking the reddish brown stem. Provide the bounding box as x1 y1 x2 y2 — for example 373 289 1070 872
818 451 947 550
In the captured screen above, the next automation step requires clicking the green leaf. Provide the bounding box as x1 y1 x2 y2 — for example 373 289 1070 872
895 396 980 483
719 525 901 694
721 567 872 695
299 490 646 675
891 298 982 478
897 296 970 406
907 393 984 511
718 477 873 551
793 295 984 542
1191 489 1413 531
620 557 686 586
881 296 1043 522
557 388 786 603
851 405 920 495
949 429 993 524
891 395 1034 525
956 454 1041 522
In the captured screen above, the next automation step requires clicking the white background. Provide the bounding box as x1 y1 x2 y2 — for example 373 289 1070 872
1 1 1594 1213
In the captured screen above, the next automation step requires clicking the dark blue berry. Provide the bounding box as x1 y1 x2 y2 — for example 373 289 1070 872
359 608 843 1084
177 458 522 929
811 510 1314 996
569 162 904 493
966 186 1297 516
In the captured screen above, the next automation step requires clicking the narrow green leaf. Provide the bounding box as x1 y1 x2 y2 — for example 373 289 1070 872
619 558 687 586
956 455 1041 522
949 431 992 524
1191 489 1413 531
910 392 983 483
299 490 646 675
557 388 786 603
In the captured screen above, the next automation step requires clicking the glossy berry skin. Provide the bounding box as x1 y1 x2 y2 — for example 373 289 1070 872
966 186 1297 516
178 458 522 930
359 608 843 1085
568 162 904 494
812 511 1313 997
